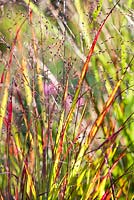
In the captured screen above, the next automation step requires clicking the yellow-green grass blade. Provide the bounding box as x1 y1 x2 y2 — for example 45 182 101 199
21 57 32 107
0 71 10 135
74 0 91 47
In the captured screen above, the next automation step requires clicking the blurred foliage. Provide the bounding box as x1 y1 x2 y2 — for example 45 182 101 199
0 0 134 199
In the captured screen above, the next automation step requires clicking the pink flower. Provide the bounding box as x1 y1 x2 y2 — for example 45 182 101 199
44 83 57 96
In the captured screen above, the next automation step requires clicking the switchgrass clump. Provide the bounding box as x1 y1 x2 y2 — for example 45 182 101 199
0 0 134 199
